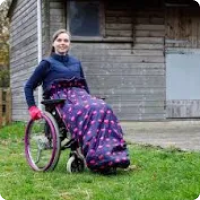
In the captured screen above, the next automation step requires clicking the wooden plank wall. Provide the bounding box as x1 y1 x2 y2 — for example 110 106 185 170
42 0 66 55
165 7 200 49
9 0 200 121
9 0 65 121
42 1 200 120
70 4 165 120
9 0 166 121
49 0 66 41
9 0 38 121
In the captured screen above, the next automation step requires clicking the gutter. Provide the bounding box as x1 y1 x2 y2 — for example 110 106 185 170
37 0 43 110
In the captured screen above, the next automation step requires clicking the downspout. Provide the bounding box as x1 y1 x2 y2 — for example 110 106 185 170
37 0 43 110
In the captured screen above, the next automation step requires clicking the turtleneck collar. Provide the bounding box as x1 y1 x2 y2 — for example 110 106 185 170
51 53 69 62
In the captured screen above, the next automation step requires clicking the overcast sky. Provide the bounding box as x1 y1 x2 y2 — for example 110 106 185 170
0 0 6 6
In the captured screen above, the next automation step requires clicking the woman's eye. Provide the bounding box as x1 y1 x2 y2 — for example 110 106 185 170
56 39 69 43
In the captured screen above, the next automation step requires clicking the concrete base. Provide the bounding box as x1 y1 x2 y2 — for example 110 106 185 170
121 121 200 151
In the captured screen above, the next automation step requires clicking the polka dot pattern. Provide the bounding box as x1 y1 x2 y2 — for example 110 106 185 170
48 79 130 172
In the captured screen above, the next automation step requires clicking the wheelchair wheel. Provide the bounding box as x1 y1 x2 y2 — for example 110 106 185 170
66 155 85 173
24 111 61 171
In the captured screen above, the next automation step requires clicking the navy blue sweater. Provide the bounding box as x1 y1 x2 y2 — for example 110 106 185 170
24 53 90 107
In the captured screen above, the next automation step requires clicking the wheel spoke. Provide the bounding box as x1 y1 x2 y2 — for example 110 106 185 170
35 149 42 164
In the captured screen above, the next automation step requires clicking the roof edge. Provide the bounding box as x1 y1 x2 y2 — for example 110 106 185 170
7 0 17 18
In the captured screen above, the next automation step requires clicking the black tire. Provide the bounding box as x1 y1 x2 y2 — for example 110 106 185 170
66 155 85 173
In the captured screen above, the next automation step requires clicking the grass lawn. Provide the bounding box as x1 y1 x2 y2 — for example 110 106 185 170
0 122 200 200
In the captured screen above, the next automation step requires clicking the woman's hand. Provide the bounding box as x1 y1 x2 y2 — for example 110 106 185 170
28 106 42 120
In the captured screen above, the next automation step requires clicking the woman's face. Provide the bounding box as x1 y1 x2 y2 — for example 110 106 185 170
53 33 70 55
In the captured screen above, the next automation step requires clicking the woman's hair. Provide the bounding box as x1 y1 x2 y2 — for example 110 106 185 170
50 29 71 54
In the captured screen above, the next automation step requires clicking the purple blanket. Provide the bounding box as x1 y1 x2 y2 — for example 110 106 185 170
47 79 130 172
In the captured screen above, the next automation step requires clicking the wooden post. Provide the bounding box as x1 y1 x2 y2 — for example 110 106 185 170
0 89 2 127
0 88 11 127
5 88 11 124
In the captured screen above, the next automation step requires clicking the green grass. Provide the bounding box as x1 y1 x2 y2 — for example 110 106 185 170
0 122 200 200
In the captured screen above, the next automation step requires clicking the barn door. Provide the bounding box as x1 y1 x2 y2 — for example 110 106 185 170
166 50 200 118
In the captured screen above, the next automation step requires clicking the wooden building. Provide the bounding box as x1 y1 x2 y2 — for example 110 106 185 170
8 0 200 121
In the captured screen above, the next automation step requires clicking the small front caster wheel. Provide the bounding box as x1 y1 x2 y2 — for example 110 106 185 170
66 155 85 173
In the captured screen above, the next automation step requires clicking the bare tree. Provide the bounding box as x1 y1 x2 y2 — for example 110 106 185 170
0 0 11 87
0 0 11 34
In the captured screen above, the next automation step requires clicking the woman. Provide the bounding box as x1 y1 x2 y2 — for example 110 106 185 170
24 29 130 174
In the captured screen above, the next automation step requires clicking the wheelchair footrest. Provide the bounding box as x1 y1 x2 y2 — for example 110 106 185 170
61 138 78 150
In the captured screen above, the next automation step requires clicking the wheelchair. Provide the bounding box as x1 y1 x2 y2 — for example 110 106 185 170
24 98 86 173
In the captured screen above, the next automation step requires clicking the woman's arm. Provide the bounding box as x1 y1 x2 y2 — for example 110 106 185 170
24 60 50 108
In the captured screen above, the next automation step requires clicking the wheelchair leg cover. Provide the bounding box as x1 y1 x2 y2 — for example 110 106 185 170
50 80 130 172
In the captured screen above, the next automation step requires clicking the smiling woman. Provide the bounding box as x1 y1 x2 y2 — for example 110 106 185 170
52 31 70 55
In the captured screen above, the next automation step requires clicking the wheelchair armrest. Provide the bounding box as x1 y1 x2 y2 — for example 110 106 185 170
95 96 106 100
41 98 66 105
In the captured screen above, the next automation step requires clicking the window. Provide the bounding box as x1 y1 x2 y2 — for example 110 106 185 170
68 1 102 37
165 0 196 7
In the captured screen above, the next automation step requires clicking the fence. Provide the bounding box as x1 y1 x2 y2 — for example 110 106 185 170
0 88 11 127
